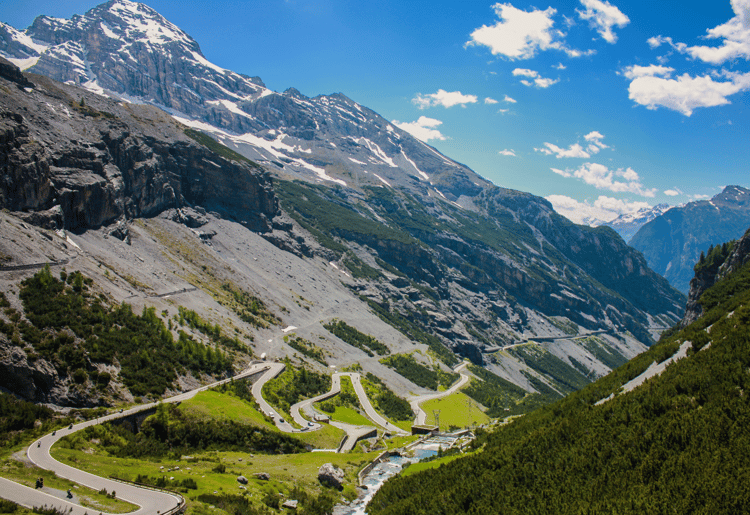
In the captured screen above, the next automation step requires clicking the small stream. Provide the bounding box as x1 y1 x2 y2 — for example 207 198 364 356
333 439 449 515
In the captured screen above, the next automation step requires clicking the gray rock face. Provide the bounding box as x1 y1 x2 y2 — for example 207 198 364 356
318 463 345 490
0 70 278 234
682 226 750 326
236 476 248 485
0 345 57 402
253 472 270 481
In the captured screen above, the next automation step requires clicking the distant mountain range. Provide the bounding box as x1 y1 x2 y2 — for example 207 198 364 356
0 1 685 404
369 222 750 514
629 185 750 294
601 204 672 243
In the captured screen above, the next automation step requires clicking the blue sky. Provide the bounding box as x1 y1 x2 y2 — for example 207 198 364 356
3 0 749 222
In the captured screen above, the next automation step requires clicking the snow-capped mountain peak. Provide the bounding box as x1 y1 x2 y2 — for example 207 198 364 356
601 203 672 242
0 0 490 199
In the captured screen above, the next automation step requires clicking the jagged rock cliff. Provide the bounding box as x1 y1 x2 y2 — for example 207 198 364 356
0 58 278 235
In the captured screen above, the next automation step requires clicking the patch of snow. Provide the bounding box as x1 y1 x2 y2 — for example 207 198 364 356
189 51 227 75
99 21 119 40
420 139 456 166
282 326 297 333
401 151 429 181
1 23 50 54
373 174 391 187
6 56 41 70
355 138 398 168
207 99 252 119
82 80 109 97
66 236 81 250
348 158 366 165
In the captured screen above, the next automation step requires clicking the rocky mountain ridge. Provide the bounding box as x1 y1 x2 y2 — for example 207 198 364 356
630 185 750 293
0 0 488 202
0 3 686 406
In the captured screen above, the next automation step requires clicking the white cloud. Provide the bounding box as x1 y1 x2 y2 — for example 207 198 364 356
576 0 630 44
652 0 750 65
513 68 560 88
538 131 608 158
553 62 567 70
392 116 447 142
625 67 750 116
413 89 478 109
513 68 538 77
689 194 710 200
503 94 517 103
546 194 651 224
664 189 682 196
552 162 657 196
537 142 591 158
484 97 499 104
466 3 583 59
632 1 750 115
498 149 516 156
622 64 674 79
584 131 608 153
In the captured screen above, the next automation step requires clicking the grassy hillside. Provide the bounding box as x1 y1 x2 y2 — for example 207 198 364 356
369 253 750 514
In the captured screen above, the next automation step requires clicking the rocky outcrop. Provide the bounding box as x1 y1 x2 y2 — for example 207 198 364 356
318 463 345 490
682 227 750 326
0 67 278 234
0 56 34 88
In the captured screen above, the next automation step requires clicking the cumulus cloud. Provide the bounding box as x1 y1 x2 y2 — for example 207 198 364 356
576 0 630 44
537 142 591 158
553 62 567 69
624 66 750 116
551 162 657 196
465 3 584 59
503 95 517 103
546 194 651 224
622 64 674 80
538 131 609 158
513 68 560 88
484 97 499 104
664 188 682 196
650 0 750 64
392 116 447 142
498 149 516 156
413 90 478 109
584 131 609 153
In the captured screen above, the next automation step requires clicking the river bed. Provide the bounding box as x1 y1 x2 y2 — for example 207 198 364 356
333 439 449 515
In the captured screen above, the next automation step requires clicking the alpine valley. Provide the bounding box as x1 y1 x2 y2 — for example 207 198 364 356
0 0 687 409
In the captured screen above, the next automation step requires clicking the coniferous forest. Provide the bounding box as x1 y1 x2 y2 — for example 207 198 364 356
368 238 750 514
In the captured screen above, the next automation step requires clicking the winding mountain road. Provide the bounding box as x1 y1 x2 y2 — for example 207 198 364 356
409 362 470 426
289 372 408 438
1 354 462 513
0 361 273 515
